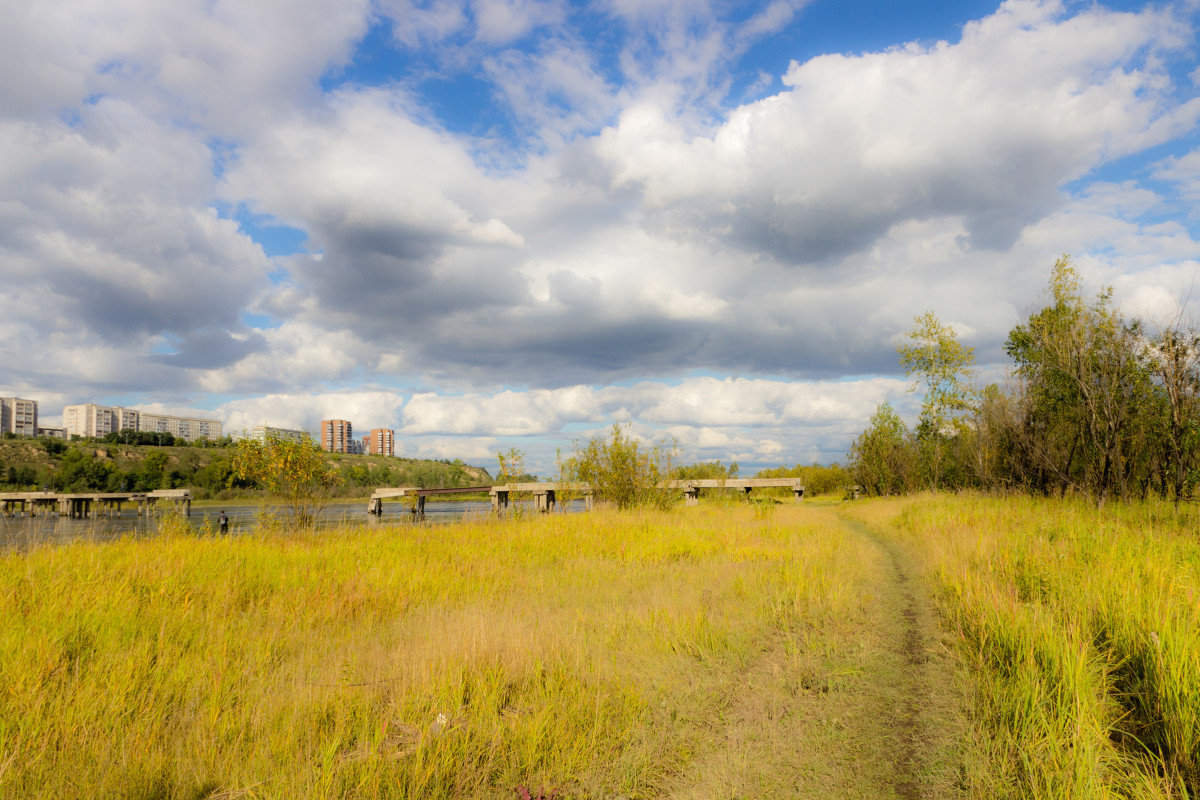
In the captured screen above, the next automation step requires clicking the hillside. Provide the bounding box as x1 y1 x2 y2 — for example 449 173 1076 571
0 437 493 499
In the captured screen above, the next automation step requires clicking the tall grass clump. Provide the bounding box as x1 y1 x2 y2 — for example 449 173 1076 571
0 503 870 799
845 494 1200 799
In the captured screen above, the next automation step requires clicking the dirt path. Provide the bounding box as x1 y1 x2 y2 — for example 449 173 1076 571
660 512 968 800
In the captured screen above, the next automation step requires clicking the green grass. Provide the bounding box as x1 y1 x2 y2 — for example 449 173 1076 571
844 494 1200 799
0 504 872 799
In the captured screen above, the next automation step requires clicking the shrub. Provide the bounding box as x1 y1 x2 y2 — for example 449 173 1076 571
559 424 677 510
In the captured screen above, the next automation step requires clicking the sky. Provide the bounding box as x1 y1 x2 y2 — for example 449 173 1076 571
4 0 1200 476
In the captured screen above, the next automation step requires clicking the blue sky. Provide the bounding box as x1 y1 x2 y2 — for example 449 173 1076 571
3 0 1200 475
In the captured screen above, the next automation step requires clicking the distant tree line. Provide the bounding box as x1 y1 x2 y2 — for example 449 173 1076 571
0 436 491 498
755 462 851 497
99 430 235 448
850 257 1200 508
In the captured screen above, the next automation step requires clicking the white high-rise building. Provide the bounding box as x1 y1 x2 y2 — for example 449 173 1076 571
0 397 38 437
63 404 140 438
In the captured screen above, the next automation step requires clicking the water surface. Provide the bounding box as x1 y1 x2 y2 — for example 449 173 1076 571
0 498 586 550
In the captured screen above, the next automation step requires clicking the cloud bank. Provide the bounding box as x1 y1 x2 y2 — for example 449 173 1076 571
3 0 1200 472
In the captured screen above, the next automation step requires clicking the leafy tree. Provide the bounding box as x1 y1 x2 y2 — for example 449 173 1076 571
1006 257 1151 505
560 423 677 510
956 383 1023 492
8 465 39 488
495 447 538 483
673 460 739 480
755 462 849 496
1145 324 1200 509
849 403 915 496
233 433 340 530
137 450 169 491
54 449 117 491
103 430 178 447
898 311 976 490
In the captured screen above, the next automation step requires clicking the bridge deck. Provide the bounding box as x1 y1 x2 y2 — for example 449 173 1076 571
367 479 802 515
1 489 193 517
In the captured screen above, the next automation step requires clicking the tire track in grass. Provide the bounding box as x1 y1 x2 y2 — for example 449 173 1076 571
841 516 968 800
660 510 967 800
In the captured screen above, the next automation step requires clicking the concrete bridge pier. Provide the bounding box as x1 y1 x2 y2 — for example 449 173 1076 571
67 497 91 518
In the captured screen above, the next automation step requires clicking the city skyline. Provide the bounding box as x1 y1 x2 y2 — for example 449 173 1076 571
4 0 1200 475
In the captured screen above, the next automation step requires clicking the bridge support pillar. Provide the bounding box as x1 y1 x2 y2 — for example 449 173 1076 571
534 489 556 512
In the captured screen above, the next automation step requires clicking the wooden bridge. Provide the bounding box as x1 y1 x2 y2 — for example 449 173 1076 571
0 489 193 519
367 479 805 517
366 483 592 517
665 478 806 505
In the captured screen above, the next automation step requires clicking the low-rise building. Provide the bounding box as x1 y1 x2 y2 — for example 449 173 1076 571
140 412 223 442
241 425 311 444
62 403 222 442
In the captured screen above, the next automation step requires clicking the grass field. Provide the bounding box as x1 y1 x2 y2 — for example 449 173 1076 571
844 494 1200 799
0 503 904 799
3 495 1196 799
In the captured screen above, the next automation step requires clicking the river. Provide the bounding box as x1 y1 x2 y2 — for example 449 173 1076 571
0 498 588 550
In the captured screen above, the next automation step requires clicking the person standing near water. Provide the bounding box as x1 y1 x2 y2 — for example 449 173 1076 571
219 511 228 535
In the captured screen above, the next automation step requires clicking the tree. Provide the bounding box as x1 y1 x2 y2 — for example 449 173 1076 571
1005 256 1151 505
559 423 677 510
755 462 849 496
897 311 976 489
958 383 1022 492
848 403 915 496
496 447 538 483
1145 322 1200 509
673 460 739 480
232 433 340 530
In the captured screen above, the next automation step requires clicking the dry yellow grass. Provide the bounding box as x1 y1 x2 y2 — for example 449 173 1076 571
1 504 882 799
844 493 1200 799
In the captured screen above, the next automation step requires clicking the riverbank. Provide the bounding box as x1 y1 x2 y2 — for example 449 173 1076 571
3 503 967 798
3 495 1196 798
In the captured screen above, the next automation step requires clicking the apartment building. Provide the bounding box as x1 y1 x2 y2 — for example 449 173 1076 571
365 428 395 457
62 403 222 442
243 425 310 444
140 412 223 442
320 419 353 453
63 403 137 438
0 397 38 437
